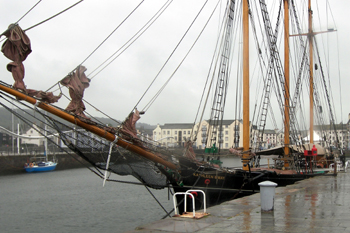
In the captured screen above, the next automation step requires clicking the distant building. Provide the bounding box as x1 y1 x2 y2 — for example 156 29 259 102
313 123 349 149
153 120 258 149
259 129 283 149
153 117 350 151
21 124 43 146
153 123 194 148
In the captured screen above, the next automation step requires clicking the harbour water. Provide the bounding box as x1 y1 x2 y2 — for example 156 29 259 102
0 157 249 233
0 168 174 233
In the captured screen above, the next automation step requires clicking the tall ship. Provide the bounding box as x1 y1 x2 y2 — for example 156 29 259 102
0 0 344 212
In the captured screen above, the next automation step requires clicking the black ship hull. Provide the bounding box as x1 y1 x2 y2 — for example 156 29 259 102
172 163 326 213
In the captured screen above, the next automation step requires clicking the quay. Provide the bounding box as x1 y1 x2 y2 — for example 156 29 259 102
127 172 350 232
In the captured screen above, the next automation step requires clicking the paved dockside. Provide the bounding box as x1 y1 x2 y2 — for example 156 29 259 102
126 171 350 232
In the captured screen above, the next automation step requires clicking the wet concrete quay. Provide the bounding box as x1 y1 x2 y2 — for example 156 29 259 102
126 172 350 232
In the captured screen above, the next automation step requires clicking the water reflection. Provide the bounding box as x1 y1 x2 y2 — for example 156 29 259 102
242 199 251 232
261 211 275 230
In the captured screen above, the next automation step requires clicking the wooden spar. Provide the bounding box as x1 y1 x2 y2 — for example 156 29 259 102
242 0 249 171
0 84 178 170
308 0 314 144
284 0 290 164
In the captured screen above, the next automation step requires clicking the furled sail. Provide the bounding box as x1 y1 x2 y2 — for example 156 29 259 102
1 24 61 103
60 65 90 119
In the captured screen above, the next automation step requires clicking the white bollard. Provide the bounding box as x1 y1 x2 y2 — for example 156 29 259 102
258 181 278 212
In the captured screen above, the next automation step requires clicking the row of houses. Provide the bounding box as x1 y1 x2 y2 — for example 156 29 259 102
153 118 350 150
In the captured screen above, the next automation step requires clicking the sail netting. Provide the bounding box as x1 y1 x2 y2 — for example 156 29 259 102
0 83 201 189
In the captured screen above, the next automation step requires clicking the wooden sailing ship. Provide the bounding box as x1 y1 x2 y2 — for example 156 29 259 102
0 0 343 211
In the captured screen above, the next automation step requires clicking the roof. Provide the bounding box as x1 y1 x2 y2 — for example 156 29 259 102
206 119 243 125
159 123 194 129
263 129 277 134
314 124 347 131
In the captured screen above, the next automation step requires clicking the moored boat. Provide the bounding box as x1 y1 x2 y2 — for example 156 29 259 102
24 158 57 173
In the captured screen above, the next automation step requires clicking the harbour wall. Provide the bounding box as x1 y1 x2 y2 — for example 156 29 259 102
0 152 86 175
2 149 348 175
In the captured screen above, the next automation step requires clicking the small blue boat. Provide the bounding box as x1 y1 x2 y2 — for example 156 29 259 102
24 157 57 173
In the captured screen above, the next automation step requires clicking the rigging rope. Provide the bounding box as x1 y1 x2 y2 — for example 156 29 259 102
24 0 84 32
0 0 42 40
142 0 221 113
80 0 145 66
15 0 42 26
133 0 211 113
189 0 225 144
87 0 173 80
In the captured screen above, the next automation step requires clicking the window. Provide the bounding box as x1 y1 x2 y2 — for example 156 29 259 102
163 131 166 135
225 137 228 141
175 131 177 134
188 131 190 134
184 131 186 135
225 125 228 128
167 131 170 135
154 132 156 135
175 136 177 140
225 143 228 148
225 131 228 135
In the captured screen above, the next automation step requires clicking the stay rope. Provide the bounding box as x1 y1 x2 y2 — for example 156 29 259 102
133 0 212 113
80 0 145 67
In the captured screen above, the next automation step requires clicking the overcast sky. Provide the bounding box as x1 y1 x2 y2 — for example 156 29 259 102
0 0 349 129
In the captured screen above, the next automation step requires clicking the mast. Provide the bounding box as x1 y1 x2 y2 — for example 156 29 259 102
44 114 48 161
17 123 20 154
289 0 336 145
242 0 250 171
284 0 290 162
0 84 178 171
308 0 314 144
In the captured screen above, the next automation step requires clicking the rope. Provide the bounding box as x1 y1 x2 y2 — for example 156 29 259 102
80 0 145 66
24 0 84 32
0 0 42 39
139 0 213 113
87 0 173 80
16 0 42 25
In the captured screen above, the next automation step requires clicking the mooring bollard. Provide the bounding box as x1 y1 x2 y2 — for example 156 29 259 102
258 181 278 212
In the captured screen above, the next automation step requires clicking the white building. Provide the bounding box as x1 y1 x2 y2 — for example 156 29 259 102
21 124 43 146
153 120 258 149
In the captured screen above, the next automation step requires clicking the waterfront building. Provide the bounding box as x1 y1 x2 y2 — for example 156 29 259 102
153 123 195 148
21 124 42 146
153 120 258 149
153 118 350 150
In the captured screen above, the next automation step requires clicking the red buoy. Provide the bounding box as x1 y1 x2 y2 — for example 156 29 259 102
189 191 198 199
